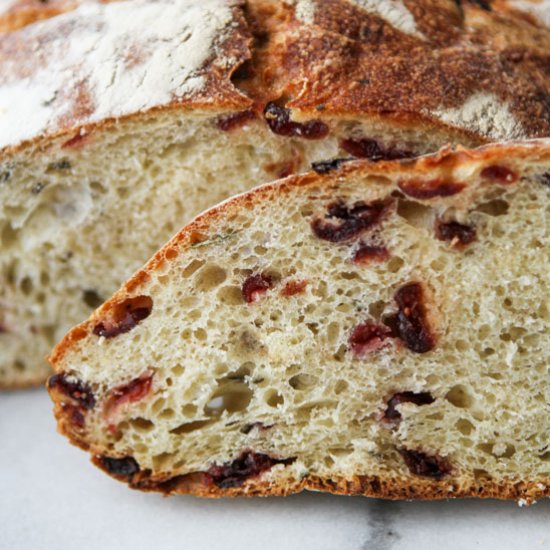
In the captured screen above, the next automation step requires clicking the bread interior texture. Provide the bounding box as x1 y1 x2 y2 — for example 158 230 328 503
50 154 550 497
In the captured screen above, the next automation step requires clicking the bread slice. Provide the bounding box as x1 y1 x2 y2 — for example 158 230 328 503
48 141 550 502
2 0 550 388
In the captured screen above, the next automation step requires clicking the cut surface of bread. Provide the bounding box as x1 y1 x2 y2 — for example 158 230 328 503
2 0 550 388
49 141 550 502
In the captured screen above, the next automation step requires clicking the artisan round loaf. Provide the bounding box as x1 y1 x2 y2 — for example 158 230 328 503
1 0 549 387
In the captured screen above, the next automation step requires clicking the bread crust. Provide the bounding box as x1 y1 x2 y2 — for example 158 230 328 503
1 0 549 158
49 139 550 501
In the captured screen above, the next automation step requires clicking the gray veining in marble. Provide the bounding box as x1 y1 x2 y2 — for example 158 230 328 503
1 390 549 550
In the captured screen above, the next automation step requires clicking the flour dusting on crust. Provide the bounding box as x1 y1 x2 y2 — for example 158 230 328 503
433 93 526 140
507 0 550 27
0 0 236 150
348 0 424 38
293 0 424 38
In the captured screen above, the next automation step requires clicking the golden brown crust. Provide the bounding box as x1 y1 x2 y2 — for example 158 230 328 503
1 0 549 158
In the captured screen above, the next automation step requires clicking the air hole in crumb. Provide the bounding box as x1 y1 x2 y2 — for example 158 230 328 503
170 419 212 434
455 418 475 436
195 264 227 292
265 390 284 408
334 380 348 394
82 289 104 309
445 385 474 409
474 199 509 216
396 199 433 228
129 418 154 432
289 373 318 390
217 285 244 305
182 259 205 278
205 382 253 416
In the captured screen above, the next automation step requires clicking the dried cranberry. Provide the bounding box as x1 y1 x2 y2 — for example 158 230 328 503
389 283 435 353
103 370 154 425
216 110 256 132
62 133 89 149
99 456 140 478
353 243 389 264
398 448 452 479
48 373 96 410
398 178 465 199
480 165 518 184
207 451 294 488
311 199 391 242
311 158 353 174
264 103 329 140
349 322 393 357
281 280 308 297
93 295 153 338
341 138 414 161
242 274 272 303
435 219 476 247
384 392 435 423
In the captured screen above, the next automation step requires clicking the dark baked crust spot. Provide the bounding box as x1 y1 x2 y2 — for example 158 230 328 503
398 448 452 479
93 295 153 338
311 199 391 242
311 157 353 174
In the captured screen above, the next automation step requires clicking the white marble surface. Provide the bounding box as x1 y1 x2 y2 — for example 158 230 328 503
1 389 549 550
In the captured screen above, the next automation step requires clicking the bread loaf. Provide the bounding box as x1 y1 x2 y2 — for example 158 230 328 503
2 0 550 387
49 141 550 502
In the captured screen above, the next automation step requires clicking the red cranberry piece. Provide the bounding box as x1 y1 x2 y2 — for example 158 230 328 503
281 280 308 297
480 165 518 184
242 274 272 303
48 373 96 410
349 322 393 357
264 102 329 140
353 243 389 264
311 158 353 174
104 370 154 421
98 456 140 478
62 133 89 149
341 138 414 161
435 219 476 247
311 199 391 242
216 110 256 132
384 391 435 423
388 282 435 353
93 295 153 338
398 178 465 199
398 448 452 479
207 450 294 488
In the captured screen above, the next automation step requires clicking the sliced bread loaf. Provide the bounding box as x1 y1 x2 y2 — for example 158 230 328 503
49 141 550 502
2 0 550 387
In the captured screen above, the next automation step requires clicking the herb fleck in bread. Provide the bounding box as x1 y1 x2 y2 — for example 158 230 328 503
2 0 550 388
49 141 550 502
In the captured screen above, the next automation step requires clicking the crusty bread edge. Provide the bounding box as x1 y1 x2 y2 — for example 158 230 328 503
49 139 550 501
